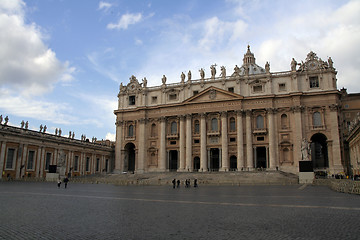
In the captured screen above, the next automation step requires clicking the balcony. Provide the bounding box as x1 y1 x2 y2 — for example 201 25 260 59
253 128 268 135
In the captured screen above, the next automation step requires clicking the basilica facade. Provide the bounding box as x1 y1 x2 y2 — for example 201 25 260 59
114 46 344 175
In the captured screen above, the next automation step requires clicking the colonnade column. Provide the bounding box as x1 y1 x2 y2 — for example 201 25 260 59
179 115 186 171
159 117 166 171
292 106 303 169
200 113 207 172
114 120 123 173
185 114 192 171
246 110 254 169
329 105 342 173
236 110 244 170
0 141 6 176
137 118 146 173
268 108 276 169
221 112 229 171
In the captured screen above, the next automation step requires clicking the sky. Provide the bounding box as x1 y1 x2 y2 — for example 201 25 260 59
0 0 359 141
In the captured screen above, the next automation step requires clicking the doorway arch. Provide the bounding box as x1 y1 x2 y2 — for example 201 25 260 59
193 157 200 171
124 143 135 172
169 150 178 171
230 155 237 170
310 133 328 169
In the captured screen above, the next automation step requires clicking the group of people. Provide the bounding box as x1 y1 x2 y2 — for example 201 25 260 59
57 177 69 189
172 178 198 188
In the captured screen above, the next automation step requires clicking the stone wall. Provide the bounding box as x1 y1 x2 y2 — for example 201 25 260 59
314 179 360 195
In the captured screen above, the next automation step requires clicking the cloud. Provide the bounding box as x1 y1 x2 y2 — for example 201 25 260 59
107 13 142 30
105 132 115 141
0 0 75 96
98 1 112 11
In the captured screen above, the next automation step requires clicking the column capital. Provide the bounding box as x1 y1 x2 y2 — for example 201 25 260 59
329 104 339 112
245 109 252 116
186 114 192 119
266 108 277 114
220 111 227 117
291 105 304 113
139 118 147 124
115 120 124 126
179 115 186 120
200 112 207 118
159 116 167 122
236 110 244 116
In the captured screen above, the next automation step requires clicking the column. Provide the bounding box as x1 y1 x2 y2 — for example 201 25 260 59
268 108 276 169
179 115 186 171
200 113 207 172
329 105 343 173
38 147 44 177
137 118 146 173
159 117 166 171
0 141 7 176
221 112 229 171
114 120 123 173
236 110 244 170
293 106 303 169
246 110 254 169
185 114 192 171
16 144 25 179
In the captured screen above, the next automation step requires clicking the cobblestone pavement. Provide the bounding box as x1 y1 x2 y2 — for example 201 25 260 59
0 182 359 240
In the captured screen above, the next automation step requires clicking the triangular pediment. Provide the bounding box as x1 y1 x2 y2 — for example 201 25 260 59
183 86 243 104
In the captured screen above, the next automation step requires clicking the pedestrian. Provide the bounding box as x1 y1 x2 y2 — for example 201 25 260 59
194 179 198 188
64 177 69 189
177 179 180 188
57 178 61 188
172 178 176 189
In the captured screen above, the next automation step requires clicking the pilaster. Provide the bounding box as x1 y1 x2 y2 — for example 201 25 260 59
200 113 207 172
246 110 254 169
221 111 229 171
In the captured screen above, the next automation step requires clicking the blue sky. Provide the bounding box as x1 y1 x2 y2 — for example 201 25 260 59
0 0 359 141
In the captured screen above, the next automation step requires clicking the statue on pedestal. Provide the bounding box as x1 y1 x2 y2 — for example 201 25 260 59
210 65 216 78
199 68 205 79
291 58 297 71
301 138 311 161
180 72 185 84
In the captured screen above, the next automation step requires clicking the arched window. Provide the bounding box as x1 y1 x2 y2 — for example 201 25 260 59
151 123 157 137
229 117 236 132
128 125 134 137
313 112 322 126
171 121 177 134
256 115 264 129
211 118 218 131
281 114 288 129
194 120 200 134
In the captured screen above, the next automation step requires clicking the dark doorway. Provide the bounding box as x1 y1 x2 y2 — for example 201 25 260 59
256 147 267 169
124 143 135 172
311 133 328 169
210 148 220 171
169 150 178 171
230 155 237 170
193 157 200 171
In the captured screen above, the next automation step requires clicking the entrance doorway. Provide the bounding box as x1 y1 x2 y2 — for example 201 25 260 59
210 148 220 171
256 147 267 169
311 133 328 169
193 157 200 171
169 150 178 171
124 143 135 172
230 155 237 170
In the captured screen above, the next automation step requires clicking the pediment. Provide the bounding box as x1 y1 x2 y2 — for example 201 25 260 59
183 86 243 104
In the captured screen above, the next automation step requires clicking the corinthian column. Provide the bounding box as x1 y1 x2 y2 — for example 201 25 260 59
292 106 303 169
268 108 276 169
200 113 207 172
186 114 192 171
114 120 123 173
236 110 244 170
159 117 166 171
329 105 342 173
137 118 146 173
221 111 229 171
246 110 253 169
179 115 186 171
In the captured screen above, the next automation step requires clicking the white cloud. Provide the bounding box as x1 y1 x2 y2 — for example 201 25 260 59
135 38 143 45
107 13 142 30
105 132 115 141
0 0 75 96
98 1 112 11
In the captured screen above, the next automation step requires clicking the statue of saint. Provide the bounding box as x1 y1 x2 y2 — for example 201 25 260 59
72 132 75 139
162 75 167 85
220 66 226 78
181 72 185 83
291 58 297 71
265 62 270 73
233 65 240 76
0 115 2 124
328 57 333 68
55 128 58 136
199 68 205 79
39 124 43 132
4 116 9 125
301 138 311 161
142 77 147 88
69 131 72 138
43 125 47 133
59 128 62 136
210 65 216 78
21 120 25 128
188 70 192 81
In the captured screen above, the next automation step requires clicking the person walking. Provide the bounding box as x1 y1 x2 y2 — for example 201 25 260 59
64 177 69 189
177 179 180 188
172 178 176 189
57 178 61 188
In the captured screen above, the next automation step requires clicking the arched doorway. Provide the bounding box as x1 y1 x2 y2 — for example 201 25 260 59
193 157 200 171
169 150 178 171
311 133 328 169
210 148 220 171
124 143 135 172
230 155 237 170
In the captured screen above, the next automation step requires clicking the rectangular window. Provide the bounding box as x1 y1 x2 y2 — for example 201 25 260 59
129 95 135 105
169 94 177 100
170 141 177 145
96 158 100 172
253 85 262 92
27 150 35 170
309 76 319 88
105 159 109 172
151 96 157 103
45 152 51 170
194 139 200 144
86 157 90 172
257 137 265 141
6 148 15 169
74 156 79 171
279 83 286 91
193 91 199 96
229 137 236 142
228 87 234 93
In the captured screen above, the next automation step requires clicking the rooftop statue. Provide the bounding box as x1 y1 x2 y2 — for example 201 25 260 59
233 65 240 76
39 124 43 132
162 75 167 85
188 70 192 81
43 125 47 133
180 72 185 83
220 66 226 78
4 116 9 125
0 115 2 124
142 77 147 88
210 65 216 78
291 58 297 71
199 68 205 79
21 120 25 128
265 62 270 73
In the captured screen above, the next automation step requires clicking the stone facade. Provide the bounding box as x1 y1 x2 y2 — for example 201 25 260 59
346 113 360 176
114 46 346 175
0 124 114 180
